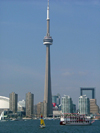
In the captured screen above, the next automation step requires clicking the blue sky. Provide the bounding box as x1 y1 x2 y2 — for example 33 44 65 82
0 0 100 108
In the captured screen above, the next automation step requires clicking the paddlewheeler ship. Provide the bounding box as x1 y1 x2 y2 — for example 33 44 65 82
60 113 94 126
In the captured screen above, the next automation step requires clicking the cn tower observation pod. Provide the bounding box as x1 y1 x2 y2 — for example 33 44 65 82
43 36 53 45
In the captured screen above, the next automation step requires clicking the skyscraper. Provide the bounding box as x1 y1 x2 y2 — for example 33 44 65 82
43 0 53 117
26 92 34 117
37 102 44 117
61 95 73 114
9 92 18 113
80 88 95 99
52 94 61 110
80 88 99 114
78 95 90 115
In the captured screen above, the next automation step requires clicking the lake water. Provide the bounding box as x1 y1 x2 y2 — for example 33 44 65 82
0 119 100 133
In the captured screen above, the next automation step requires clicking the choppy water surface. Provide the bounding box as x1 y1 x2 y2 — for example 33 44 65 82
0 119 100 133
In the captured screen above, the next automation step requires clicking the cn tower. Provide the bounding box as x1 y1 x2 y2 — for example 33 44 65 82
43 0 53 117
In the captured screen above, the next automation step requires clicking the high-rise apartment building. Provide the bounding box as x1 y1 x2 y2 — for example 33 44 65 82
61 95 73 114
80 88 95 99
78 95 90 115
9 92 18 113
26 92 34 117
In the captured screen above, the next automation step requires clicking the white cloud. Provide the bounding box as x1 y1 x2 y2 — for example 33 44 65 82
78 71 88 76
61 69 89 77
62 71 74 76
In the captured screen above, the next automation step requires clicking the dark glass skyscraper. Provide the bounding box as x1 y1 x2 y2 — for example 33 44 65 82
80 88 95 99
52 94 60 108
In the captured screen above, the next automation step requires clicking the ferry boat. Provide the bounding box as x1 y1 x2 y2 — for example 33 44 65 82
60 114 94 126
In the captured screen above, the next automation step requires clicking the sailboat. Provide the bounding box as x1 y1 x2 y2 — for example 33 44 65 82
39 114 45 128
0 111 6 122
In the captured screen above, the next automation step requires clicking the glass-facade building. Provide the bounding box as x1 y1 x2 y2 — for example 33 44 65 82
73 104 76 113
52 93 61 110
61 95 73 113
78 95 90 115
80 88 95 99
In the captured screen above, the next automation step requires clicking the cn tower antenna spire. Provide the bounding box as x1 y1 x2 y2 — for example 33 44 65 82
48 0 49 6
47 0 49 20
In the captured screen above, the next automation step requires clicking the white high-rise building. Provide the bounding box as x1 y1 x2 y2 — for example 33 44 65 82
78 95 90 115
61 95 73 114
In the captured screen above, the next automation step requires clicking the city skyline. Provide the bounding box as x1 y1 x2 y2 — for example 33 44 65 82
0 0 100 108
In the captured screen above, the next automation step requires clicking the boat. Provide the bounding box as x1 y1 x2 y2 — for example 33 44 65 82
0 111 7 122
60 113 94 126
39 114 45 128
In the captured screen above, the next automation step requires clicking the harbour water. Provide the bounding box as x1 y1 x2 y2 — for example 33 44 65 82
0 119 100 133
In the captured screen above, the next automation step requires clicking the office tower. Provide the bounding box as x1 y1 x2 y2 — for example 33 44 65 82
61 95 73 114
80 87 95 99
73 104 76 113
90 99 99 114
37 102 41 117
78 95 90 115
37 102 44 117
43 0 53 117
26 92 34 117
34 105 37 117
52 94 61 110
9 92 18 113
80 87 99 114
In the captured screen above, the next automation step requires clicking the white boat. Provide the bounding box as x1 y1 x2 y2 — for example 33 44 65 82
0 111 7 122
39 114 45 128
60 113 94 126
39 124 45 128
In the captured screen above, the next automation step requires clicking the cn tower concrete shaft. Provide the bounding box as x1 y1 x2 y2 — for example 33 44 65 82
43 0 53 117
44 45 52 117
